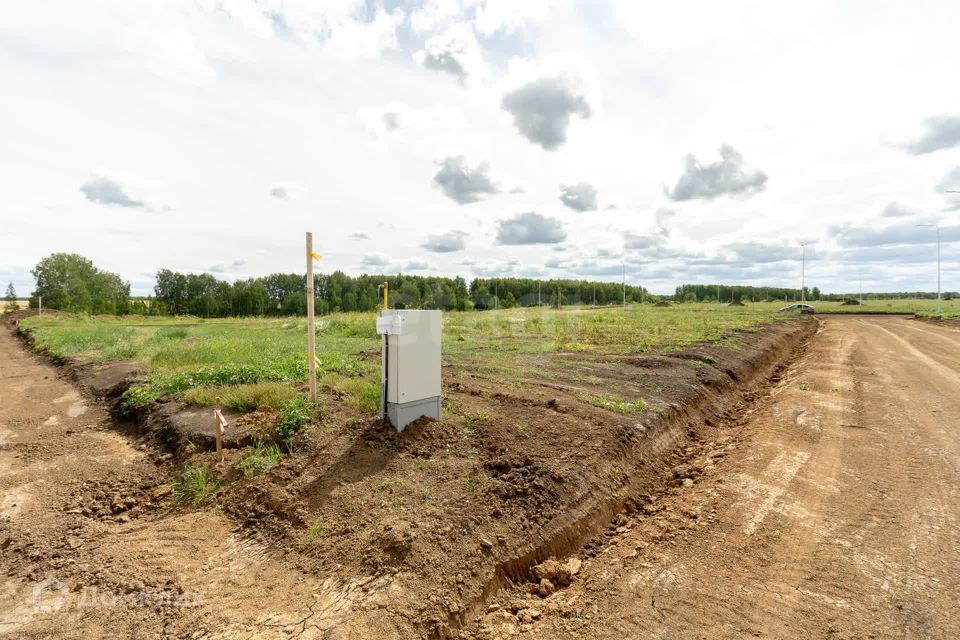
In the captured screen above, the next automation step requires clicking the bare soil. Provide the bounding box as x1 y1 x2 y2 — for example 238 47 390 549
5 316 955 638
473 316 960 639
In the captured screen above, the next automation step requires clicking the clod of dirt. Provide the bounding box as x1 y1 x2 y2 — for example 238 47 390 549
375 518 417 560
842 299 861 305
517 608 541 623
654 301 671 307
537 579 556 597
530 557 581 589
670 463 703 481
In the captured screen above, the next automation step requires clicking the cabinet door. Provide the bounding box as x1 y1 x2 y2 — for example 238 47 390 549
393 311 441 403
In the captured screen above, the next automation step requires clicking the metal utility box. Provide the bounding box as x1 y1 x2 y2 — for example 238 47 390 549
377 310 442 431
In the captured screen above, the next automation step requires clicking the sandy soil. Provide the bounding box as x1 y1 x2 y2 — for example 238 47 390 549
1 316 957 639
478 316 960 639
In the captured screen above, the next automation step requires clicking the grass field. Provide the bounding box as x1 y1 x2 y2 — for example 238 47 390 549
807 298 958 316
18 303 787 412
17 299 954 420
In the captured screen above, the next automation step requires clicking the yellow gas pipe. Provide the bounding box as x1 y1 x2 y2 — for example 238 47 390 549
378 283 389 310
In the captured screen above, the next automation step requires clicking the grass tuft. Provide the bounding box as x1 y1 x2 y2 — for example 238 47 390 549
277 396 320 441
182 382 298 411
239 441 284 477
172 466 221 506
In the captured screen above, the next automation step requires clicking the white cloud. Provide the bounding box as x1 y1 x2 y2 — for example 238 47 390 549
501 76 592 150
422 230 468 252
432 156 499 203
474 0 563 36
899 115 960 155
558 182 598 212
323 8 405 59
667 145 768 201
414 23 487 84
361 252 390 267
496 212 566 244
79 171 169 212
269 182 307 201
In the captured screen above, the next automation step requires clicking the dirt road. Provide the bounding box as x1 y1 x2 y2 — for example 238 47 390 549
1 316 959 639
0 324 388 639
497 316 960 639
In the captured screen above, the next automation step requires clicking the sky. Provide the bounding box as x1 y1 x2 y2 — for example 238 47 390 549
1 0 959 297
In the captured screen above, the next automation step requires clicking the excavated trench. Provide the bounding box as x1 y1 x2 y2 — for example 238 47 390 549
438 318 817 637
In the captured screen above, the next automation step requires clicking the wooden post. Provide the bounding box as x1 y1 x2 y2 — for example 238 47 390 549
214 396 224 463
38 295 42 318
306 232 318 403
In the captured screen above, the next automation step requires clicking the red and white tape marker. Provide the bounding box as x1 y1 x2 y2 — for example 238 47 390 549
213 408 228 435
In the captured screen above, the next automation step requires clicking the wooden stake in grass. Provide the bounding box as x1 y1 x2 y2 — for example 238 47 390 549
306 232 318 403
214 396 227 463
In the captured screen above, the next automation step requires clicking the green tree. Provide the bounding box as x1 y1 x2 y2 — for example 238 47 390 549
4 282 17 314
31 253 130 314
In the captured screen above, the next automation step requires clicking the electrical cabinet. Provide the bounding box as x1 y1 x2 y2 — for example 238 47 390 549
377 310 441 431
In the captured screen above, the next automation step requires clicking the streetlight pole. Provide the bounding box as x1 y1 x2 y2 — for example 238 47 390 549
916 224 942 315
799 242 808 304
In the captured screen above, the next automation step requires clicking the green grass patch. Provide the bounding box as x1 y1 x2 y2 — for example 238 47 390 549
182 382 298 411
277 396 319 441
238 441 284 477
584 394 648 414
118 385 162 417
308 519 332 540
172 466 221 506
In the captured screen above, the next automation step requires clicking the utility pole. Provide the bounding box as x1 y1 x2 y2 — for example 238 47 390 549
916 224 942 314
494 279 498 310
538 282 541 308
622 260 626 308
799 242 808 304
717 284 720 304
859 273 863 305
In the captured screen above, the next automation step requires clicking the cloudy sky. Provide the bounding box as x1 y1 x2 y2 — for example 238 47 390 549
2 0 959 297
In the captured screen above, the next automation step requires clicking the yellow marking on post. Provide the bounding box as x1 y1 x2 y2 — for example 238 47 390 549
308 251 323 261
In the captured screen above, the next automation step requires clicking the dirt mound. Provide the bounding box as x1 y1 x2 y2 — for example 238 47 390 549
654 301 671 307
2 307 66 327
728 300 746 306
145 402 258 451
842 299 861 305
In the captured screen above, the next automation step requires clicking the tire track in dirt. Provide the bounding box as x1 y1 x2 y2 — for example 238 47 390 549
474 316 960 640
0 326 394 639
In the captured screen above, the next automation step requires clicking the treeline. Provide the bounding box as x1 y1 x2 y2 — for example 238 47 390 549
21 253 651 317
469 278 648 309
818 291 956 301
151 270 649 317
673 284 821 303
